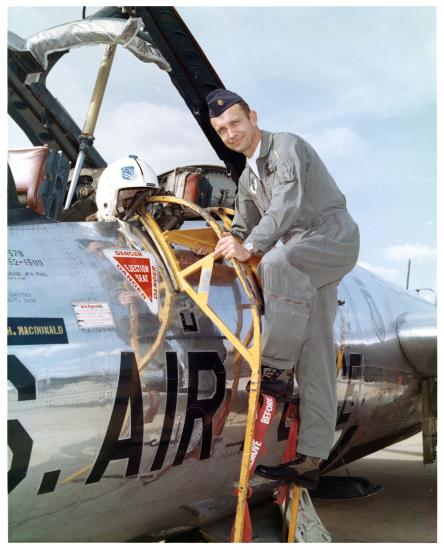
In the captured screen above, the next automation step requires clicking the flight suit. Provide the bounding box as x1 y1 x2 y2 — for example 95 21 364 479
231 130 359 460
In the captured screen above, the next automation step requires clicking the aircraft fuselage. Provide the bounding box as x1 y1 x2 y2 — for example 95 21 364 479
7 220 434 541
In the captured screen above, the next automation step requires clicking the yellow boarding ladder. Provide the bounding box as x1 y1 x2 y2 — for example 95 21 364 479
135 196 301 542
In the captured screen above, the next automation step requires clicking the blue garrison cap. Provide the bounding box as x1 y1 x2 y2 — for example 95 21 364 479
206 88 246 117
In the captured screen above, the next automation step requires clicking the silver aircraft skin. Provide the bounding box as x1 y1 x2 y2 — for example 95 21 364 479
7 6 436 543
7 219 436 542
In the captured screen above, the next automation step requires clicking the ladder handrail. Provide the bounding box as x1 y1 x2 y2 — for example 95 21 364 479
135 196 262 541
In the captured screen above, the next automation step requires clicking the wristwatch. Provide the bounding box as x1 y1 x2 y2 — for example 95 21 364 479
244 241 255 254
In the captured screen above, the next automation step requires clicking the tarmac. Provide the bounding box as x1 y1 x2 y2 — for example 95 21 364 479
191 431 437 543
312 431 437 543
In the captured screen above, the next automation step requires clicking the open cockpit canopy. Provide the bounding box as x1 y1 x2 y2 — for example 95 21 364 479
8 17 171 72
8 7 244 223
8 6 245 179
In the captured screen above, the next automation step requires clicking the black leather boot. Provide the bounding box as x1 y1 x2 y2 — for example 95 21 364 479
255 454 320 490
247 365 294 401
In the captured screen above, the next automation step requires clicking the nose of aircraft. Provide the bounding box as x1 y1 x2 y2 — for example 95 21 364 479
396 311 437 378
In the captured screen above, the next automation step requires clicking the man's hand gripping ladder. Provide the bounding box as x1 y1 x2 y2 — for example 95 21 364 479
135 196 262 542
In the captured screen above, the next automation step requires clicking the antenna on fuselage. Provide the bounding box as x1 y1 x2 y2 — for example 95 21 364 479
19 15 170 211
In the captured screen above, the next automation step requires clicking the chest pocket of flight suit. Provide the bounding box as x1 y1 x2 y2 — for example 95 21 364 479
260 159 296 207
267 159 295 184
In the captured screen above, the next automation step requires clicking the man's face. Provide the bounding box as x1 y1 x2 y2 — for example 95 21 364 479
210 103 259 156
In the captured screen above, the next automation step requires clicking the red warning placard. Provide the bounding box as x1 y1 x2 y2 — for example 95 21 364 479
104 249 158 314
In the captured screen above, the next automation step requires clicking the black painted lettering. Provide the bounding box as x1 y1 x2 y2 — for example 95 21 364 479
350 353 362 380
37 470 61 495
336 352 356 424
86 352 143 484
173 351 225 466
7 355 36 401
7 355 36 493
180 311 198 333
8 420 33 493
150 352 178 471
340 352 347 379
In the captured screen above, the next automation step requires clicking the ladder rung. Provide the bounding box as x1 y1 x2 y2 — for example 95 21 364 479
135 197 262 543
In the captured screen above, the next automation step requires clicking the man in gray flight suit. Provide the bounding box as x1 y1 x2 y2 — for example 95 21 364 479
207 89 360 489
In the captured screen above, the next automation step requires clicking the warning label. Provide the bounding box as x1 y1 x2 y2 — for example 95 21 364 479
72 302 115 329
104 249 159 314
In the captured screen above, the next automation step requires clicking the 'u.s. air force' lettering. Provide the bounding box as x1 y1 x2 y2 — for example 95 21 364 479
86 350 226 484
8 351 226 494
7 352 291 495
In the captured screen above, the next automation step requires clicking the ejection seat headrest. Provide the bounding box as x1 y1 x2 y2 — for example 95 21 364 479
8 145 49 214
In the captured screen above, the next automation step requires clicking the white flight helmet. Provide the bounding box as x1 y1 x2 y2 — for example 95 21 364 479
96 155 159 221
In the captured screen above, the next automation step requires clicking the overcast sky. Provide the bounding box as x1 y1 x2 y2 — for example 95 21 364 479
7 4 437 300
